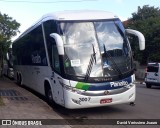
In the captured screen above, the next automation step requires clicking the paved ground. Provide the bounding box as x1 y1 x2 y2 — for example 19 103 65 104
0 77 71 128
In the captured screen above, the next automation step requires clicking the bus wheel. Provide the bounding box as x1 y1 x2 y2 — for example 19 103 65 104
46 86 53 104
17 73 21 85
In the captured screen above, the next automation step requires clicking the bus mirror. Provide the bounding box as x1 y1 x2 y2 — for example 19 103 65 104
6 52 13 68
126 29 145 50
50 33 64 55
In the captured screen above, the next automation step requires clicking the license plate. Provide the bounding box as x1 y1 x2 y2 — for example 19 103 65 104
100 98 112 104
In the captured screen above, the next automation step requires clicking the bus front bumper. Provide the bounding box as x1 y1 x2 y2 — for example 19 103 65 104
63 84 135 109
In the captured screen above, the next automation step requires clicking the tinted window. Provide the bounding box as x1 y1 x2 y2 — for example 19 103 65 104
147 65 159 72
13 25 47 66
43 20 57 65
52 44 60 72
43 20 60 72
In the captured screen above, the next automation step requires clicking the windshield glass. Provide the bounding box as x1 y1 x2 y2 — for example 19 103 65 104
59 19 132 78
95 21 132 77
60 22 103 77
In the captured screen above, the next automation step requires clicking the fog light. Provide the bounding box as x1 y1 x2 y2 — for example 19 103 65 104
104 90 109 95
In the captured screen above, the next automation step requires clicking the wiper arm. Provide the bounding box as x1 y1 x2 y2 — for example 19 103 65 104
103 44 123 78
92 44 96 64
85 44 96 81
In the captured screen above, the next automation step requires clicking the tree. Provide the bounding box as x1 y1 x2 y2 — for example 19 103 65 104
0 12 20 74
125 5 160 64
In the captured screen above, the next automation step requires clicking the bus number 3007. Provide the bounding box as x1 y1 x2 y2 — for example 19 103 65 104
79 97 91 102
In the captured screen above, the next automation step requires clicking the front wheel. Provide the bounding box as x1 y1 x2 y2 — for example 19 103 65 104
46 87 53 104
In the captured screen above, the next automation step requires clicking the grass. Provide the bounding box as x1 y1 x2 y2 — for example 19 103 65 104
0 97 5 106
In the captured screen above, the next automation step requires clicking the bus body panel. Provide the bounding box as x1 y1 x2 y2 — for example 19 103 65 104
49 73 65 106
61 74 135 109
63 84 135 109
14 65 65 105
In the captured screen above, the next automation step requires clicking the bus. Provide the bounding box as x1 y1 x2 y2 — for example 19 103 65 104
2 48 14 79
12 10 145 109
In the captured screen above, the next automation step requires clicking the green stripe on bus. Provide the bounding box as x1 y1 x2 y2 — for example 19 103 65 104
76 82 90 91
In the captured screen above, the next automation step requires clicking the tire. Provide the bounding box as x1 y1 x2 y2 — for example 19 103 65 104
16 73 19 84
45 86 53 104
17 73 22 86
146 83 151 88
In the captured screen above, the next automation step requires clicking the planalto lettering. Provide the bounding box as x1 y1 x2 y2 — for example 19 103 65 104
110 81 128 87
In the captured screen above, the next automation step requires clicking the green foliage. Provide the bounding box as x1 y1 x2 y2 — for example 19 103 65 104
0 97 5 106
0 13 20 41
0 12 20 67
126 5 160 64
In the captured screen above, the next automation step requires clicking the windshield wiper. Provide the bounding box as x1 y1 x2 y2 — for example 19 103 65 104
85 44 96 81
103 44 123 78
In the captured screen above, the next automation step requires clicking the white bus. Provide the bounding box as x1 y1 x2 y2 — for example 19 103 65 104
2 48 14 79
12 10 145 109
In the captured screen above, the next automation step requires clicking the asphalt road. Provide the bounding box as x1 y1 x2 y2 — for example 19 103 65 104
51 83 160 128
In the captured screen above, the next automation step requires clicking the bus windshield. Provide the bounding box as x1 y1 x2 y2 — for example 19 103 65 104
59 19 132 79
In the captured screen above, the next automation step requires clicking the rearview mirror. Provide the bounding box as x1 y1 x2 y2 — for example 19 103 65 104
126 29 145 50
50 33 64 55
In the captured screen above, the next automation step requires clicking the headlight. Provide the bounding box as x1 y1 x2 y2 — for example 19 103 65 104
63 84 82 94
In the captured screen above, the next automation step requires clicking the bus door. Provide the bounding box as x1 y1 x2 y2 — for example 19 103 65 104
50 45 64 106
51 73 64 106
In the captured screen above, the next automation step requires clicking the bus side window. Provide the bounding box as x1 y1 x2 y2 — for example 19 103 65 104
43 20 60 73
51 41 60 73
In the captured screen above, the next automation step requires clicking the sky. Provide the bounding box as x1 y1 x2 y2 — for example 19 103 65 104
0 0 160 40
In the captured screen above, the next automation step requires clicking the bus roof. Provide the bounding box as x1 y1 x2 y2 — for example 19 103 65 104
14 10 119 41
42 10 118 21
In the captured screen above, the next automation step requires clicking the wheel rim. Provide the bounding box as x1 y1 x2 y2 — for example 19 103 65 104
48 89 53 101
